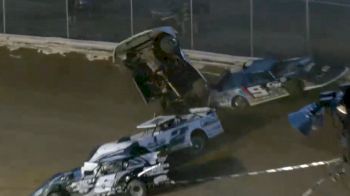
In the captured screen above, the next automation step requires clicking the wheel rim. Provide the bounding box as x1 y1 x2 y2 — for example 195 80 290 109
233 97 247 108
192 137 205 152
129 184 144 196
133 186 141 192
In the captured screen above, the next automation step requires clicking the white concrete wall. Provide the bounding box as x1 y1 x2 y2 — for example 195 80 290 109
0 34 259 72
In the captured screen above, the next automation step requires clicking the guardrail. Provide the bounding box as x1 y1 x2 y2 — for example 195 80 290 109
0 33 258 72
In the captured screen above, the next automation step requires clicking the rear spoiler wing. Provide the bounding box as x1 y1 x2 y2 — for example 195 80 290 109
189 107 214 115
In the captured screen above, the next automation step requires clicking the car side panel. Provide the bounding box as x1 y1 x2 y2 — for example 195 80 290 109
198 112 224 138
244 82 290 106
136 112 224 152
168 126 191 151
93 174 117 194
214 82 289 107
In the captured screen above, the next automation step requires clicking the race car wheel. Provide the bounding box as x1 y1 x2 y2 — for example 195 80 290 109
285 79 304 97
127 179 147 196
48 190 70 196
190 132 207 155
118 136 131 143
232 96 248 108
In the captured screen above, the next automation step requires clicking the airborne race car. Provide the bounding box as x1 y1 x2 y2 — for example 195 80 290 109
113 26 208 109
32 143 170 196
209 57 349 108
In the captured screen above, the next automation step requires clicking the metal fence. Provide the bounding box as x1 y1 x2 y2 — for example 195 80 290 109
1 0 350 60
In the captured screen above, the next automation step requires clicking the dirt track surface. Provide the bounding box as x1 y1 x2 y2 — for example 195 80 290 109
0 48 349 196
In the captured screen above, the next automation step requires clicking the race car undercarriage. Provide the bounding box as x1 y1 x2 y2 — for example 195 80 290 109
114 27 208 109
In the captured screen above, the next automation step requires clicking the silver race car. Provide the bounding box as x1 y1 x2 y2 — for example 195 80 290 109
209 57 349 108
118 107 224 155
32 142 170 196
113 26 208 108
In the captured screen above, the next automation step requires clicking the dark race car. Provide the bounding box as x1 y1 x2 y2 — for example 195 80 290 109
210 57 349 108
114 26 208 109
32 141 170 196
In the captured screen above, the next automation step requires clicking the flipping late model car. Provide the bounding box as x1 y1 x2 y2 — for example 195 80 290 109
113 26 208 108
118 107 224 155
32 142 170 196
209 57 349 108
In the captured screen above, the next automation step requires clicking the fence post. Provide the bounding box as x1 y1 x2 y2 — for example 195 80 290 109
250 0 254 57
190 0 194 49
305 0 310 54
2 0 6 33
130 0 134 35
65 0 70 38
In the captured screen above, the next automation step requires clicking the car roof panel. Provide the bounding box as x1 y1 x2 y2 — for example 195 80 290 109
245 58 278 73
137 115 176 129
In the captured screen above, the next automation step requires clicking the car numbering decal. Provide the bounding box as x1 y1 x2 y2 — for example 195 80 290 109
247 85 269 98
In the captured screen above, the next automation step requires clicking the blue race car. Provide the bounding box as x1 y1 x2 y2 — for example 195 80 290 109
209 57 349 108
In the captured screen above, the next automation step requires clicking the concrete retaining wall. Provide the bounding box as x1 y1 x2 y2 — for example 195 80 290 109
0 34 259 72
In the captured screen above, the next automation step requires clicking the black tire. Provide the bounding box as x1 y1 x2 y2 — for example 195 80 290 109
118 136 131 143
127 179 147 196
231 96 249 108
48 193 63 196
190 133 207 155
284 79 304 97
48 190 70 196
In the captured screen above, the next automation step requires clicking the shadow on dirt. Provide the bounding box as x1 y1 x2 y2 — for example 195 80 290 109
213 87 332 144
171 156 245 181
151 156 245 195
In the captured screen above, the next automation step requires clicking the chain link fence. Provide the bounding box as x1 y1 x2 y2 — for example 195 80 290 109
1 0 350 60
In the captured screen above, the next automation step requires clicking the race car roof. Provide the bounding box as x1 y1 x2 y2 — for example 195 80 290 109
245 58 278 73
137 115 176 129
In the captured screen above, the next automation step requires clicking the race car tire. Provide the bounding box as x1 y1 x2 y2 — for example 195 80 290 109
285 79 304 97
127 179 147 196
232 96 249 108
190 131 208 155
48 190 70 196
118 136 131 143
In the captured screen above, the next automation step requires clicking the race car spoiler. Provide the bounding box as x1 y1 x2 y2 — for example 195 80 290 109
189 107 213 114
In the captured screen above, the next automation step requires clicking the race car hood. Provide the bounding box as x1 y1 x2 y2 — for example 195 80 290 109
270 57 349 90
31 173 64 196
271 57 313 77
298 64 349 91
32 168 81 196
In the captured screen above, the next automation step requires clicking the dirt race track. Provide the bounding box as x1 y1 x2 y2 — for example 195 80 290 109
0 47 349 196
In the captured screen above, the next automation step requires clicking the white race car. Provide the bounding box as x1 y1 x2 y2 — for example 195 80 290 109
116 107 224 155
32 107 223 196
